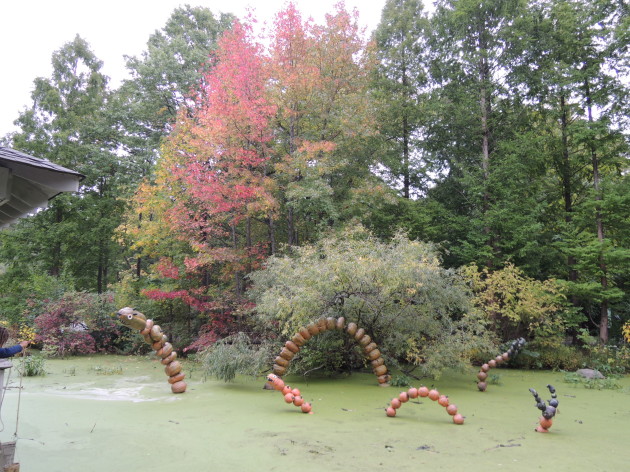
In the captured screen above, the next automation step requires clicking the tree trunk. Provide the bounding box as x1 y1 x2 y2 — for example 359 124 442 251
267 215 277 255
478 22 493 267
245 216 252 275
402 59 410 199
231 222 243 297
560 93 578 285
584 78 609 343
136 212 143 278
287 207 296 246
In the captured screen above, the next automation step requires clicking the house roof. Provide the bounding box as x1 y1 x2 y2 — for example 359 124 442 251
0 147 84 228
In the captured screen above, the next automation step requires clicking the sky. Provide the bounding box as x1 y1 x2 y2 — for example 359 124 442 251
0 0 387 138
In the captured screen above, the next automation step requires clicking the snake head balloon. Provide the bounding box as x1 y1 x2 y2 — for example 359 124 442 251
117 307 148 330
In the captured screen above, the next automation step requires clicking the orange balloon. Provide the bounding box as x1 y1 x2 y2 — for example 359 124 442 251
418 386 429 397
301 402 312 413
453 414 464 425
284 393 295 403
386 407 396 417
390 398 402 409
446 404 458 416
171 381 187 394
407 387 418 399
293 395 304 407
428 389 440 401
398 392 409 403
438 395 449 407
539 417 553 430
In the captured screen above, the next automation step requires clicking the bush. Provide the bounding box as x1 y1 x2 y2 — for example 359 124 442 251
583 343 630 376
287 330 362 376
461 263 583 345
33 291 123 356
249 226 495 378
510 343 585 371
537 345 585 371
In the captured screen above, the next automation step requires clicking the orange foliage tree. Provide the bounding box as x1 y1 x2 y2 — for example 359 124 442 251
121 2 385 348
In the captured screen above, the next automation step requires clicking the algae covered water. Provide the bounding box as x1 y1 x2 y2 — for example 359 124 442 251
4 355 630 471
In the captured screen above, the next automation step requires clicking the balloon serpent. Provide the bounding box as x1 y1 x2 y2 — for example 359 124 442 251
115 311 551 434
476 338 526 391
117 307 187 394
384 386 465 425
267 317 389 413
272 317 390 385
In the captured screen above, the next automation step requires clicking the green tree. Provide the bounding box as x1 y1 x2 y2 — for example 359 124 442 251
372 0 429 198
113 5 234 173
505 0 630 342
421 0 532 269
267 3 386 246
111 5 234 289
4 36 125 292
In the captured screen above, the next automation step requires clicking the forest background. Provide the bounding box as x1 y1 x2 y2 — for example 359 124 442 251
2 0 629 380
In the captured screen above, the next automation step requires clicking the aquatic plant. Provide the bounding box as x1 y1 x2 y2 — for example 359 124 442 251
20 355 46 377
90 365 123 375
199 332 272 382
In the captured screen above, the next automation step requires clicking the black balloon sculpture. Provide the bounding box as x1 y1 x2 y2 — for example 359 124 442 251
529 384 558 433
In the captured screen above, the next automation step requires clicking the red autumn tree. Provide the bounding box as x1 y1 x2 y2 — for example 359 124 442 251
165 19 277 298
122 3 382 350
167 18 275 296
126 20 277 345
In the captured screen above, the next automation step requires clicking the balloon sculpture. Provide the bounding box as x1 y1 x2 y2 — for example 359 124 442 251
384 386 465 425
476 337 526 391
272 317 390 386
117 307 187 394
529 384 559 433
266 374 312 413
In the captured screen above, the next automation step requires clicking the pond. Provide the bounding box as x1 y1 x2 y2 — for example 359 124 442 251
4 355 630 471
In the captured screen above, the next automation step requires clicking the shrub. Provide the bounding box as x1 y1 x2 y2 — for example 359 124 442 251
33 292 121 356
389 374 412 387
461 263 583 345
31 291 140 355
249 226 495 378
537 345 585 371
510 343 585 371
287 331 361 376
583 343 630 376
